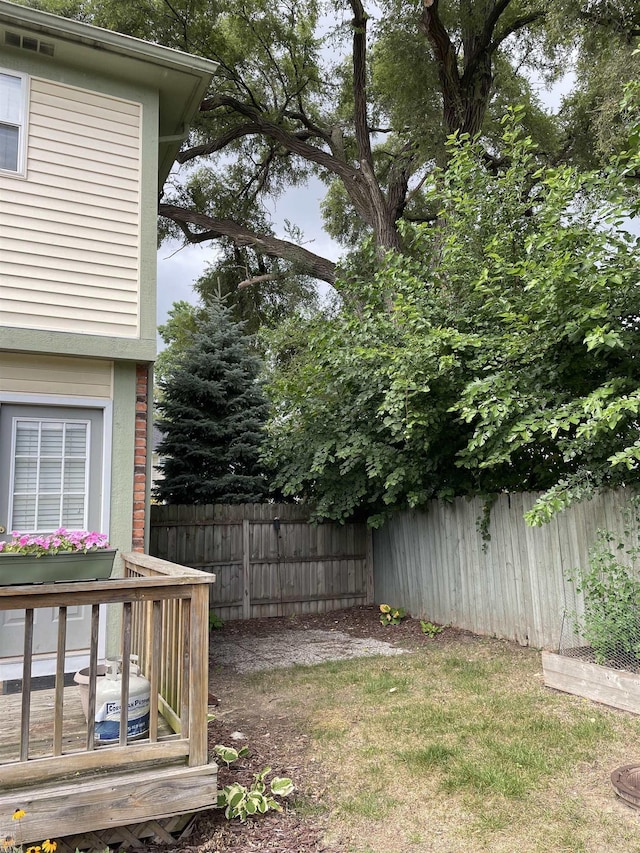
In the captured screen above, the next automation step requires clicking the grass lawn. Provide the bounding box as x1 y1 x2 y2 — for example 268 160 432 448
242 635 640 852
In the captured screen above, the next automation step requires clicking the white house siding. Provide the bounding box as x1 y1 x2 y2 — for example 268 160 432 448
0 77 141 338
0 352 113 398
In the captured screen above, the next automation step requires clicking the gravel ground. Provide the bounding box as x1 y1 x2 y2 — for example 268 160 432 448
210 627 408 673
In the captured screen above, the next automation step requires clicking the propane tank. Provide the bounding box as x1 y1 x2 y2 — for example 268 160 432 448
75 656 151 744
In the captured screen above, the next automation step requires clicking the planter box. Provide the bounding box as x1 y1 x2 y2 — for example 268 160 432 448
542 650 640 715
0 549 117 585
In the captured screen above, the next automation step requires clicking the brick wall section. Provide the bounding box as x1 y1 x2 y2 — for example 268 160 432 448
133 364 149 552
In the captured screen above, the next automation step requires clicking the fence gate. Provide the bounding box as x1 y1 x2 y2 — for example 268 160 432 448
149 503 373 621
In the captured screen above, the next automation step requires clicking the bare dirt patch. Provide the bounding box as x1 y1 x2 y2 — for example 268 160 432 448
214 604 469 649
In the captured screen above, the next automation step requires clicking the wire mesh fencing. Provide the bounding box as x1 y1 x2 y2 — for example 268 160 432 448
559 498 640 673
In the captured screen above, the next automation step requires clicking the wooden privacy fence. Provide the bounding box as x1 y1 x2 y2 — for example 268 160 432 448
373 489 637 651
150 503 373 621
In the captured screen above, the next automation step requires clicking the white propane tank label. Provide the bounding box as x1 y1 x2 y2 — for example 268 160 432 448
92 659 151 743
94 694 150 742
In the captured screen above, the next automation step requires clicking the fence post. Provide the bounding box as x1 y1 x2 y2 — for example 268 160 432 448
242 517 251 619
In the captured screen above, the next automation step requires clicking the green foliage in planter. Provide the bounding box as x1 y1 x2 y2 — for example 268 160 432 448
570 499 640 666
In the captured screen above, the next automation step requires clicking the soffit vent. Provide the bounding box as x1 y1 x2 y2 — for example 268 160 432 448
4 30 55 57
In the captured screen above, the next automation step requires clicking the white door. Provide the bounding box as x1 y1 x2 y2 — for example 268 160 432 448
0 404 106 678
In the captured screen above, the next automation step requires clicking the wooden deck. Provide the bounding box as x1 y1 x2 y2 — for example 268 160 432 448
0 684 175 765
0 554 218 845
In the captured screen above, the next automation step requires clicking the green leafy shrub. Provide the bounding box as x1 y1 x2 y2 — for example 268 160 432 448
570 500 640 666
214 743 249 767
209 611 224 630
264 107 640 528
213 744 294 821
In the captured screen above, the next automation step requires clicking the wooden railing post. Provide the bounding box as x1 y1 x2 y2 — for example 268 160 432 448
188 582 210 766
53 607 67 756
20 609 34 761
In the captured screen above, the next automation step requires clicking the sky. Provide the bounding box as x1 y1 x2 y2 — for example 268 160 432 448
155 72 577 339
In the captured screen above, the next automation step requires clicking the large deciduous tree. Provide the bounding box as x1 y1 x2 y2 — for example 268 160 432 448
263 110 640 524
27 0 640 290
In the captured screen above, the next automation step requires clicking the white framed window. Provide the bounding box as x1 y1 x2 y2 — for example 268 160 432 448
0 69 27 175
9 417 90 532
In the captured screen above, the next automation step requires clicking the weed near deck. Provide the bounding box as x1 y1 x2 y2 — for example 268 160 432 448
245 637 640 853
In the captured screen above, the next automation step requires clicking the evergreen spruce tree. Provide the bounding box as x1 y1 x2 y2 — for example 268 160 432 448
155 301 271 504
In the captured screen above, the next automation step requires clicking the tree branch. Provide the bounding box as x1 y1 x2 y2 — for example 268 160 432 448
198 95 382 230
281 110 333 146
349 0 402 250
349 0 374 170
386 142 418 223
159 203 337 286
195 95 347 173
480 0 513 49
491 10 547 50
238 273 280 289
419 0 464 133
177 122 259 162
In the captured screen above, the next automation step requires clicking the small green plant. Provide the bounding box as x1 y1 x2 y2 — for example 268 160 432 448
213 743 294 821
379 604 406 626
569 499 640 667
216 769 294 821
209 611 224 630
214 743 249 768
420 620 443 638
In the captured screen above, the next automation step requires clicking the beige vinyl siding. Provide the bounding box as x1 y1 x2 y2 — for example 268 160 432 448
0 352 113 398
0 77 142 338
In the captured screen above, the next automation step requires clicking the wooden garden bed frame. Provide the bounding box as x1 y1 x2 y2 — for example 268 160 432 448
0 553 217 844
542 650 640 715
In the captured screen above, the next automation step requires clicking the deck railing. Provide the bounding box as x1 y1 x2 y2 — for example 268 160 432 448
0 553 215 791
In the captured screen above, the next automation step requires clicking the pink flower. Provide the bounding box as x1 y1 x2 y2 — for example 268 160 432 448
1 530 111 556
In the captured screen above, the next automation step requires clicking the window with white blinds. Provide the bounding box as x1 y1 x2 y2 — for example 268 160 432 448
10 418 90 532
0 70 27 174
